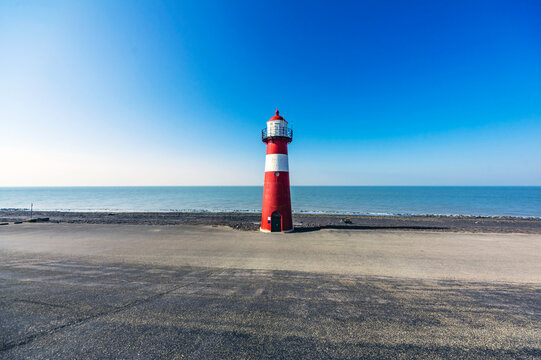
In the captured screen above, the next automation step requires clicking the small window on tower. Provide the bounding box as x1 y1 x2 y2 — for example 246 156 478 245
274 172 280 177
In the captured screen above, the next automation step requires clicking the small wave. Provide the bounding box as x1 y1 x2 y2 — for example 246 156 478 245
1 208 539 219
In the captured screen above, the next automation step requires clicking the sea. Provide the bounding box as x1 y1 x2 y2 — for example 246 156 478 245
1 186 540 218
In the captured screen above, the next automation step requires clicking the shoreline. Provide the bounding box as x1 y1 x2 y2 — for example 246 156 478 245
3 208 541 219
2 209 541 233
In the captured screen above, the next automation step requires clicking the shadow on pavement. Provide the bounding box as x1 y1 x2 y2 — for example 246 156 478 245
293 225 449 233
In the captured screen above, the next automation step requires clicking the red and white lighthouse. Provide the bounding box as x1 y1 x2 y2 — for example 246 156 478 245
260 110 293 232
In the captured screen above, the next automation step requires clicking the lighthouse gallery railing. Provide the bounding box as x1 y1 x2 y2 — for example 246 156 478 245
261 127 293 141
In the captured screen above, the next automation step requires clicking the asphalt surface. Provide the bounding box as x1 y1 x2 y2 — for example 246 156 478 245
2 223 541 282
1 224 541 359
1 253 540 359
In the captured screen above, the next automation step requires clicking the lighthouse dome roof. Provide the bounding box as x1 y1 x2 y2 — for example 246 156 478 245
268 110 286 122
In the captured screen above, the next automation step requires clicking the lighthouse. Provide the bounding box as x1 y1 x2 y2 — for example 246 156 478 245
260 110 293 232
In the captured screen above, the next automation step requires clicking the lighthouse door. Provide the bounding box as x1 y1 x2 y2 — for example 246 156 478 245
271 212 282 232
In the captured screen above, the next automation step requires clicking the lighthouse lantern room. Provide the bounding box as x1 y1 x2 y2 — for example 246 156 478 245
260 110 293 232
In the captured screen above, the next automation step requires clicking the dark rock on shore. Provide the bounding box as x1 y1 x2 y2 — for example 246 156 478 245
1 210 541 233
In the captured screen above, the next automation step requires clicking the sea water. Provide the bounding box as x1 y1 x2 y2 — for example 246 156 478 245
0 186 540 218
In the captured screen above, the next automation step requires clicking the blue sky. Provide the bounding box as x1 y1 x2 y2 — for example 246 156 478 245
0 0 539 185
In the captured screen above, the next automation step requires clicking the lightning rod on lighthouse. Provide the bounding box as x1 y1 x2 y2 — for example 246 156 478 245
260 110 293 232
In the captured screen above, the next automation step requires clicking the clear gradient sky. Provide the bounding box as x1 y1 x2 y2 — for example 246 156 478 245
1 1 540 186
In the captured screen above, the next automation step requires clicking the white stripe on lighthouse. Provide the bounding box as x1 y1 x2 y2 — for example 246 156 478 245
265 154 289 172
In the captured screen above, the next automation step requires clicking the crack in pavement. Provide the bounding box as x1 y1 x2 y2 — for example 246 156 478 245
12 299 70 309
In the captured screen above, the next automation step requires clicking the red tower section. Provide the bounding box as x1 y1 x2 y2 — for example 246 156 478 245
260 110 293 232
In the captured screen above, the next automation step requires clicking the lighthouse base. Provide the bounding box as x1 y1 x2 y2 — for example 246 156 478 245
260 227 294 233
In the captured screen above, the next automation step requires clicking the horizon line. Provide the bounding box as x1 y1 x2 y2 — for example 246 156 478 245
1 185 540 188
